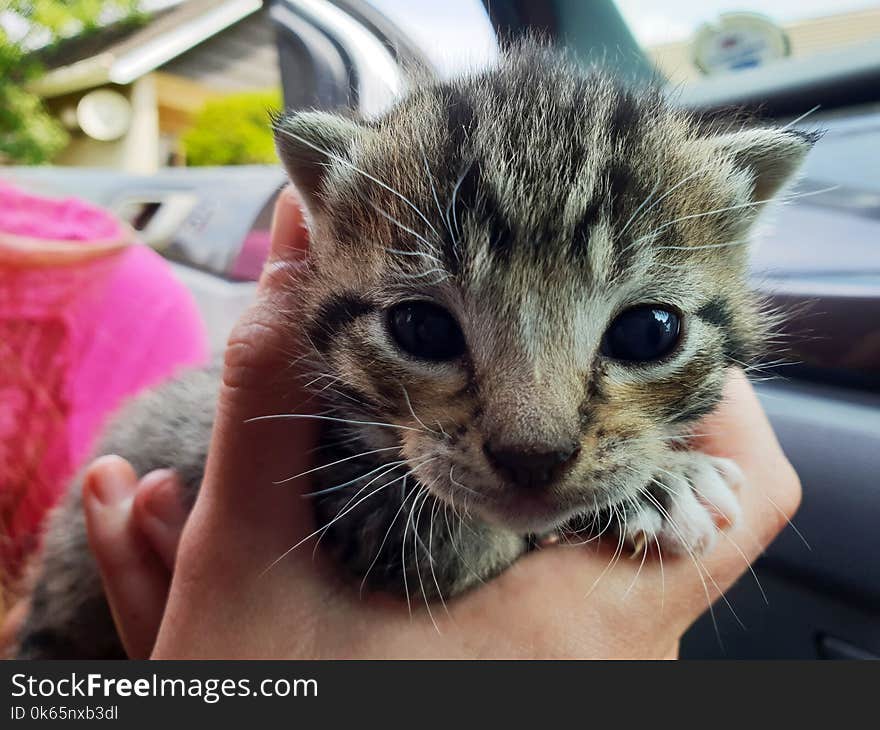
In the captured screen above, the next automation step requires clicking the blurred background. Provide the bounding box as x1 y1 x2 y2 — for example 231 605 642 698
4 1 880 171
1 0 879 659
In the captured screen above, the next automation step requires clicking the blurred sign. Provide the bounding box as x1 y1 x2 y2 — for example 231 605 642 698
692 12 790 75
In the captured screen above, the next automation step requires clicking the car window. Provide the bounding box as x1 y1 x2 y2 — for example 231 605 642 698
365 0 497 77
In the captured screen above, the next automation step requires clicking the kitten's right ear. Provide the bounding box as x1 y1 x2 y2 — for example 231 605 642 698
273 110 366 215
708 127 821 205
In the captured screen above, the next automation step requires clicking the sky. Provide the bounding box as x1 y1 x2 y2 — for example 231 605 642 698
367 0 498 76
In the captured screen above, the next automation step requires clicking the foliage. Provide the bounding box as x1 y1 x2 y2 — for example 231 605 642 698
0 1 141 164
182 90 283 166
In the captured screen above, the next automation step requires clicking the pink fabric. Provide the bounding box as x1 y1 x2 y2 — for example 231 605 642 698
66 244 209 465
1 182 208 576
0 180 126 244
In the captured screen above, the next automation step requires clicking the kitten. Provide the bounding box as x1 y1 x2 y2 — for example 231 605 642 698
12 43 814 658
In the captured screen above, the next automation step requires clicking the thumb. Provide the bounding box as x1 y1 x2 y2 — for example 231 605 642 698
199 186 318 536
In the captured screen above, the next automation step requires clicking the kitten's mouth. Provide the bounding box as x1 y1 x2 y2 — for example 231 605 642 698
456 490 588 534
416 456 628 534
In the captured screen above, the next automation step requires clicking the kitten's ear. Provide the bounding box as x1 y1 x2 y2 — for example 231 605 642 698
273 110 367 215
710 128 820 204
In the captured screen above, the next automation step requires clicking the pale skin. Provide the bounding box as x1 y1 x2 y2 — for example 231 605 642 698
2 187 801 659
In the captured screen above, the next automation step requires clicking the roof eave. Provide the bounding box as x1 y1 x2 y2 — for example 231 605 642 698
31 0 263 98
30 53 114 97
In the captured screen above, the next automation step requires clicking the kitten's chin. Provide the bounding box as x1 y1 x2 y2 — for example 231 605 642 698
467 494 585 534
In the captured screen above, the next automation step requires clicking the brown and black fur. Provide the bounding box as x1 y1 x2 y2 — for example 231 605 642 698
12 43 815 658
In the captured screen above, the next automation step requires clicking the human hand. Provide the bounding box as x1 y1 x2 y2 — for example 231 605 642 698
74 187 801 659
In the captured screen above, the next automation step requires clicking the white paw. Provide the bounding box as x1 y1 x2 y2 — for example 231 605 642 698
624 452 744 558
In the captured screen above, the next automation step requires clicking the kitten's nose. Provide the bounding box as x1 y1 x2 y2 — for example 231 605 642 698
484 441 580 490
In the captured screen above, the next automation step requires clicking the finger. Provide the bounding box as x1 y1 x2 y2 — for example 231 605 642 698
196 186 318 548
156 191 323 653
266 184 309 265
0 600 29 657
696 370 802 556
646 370 801 623
132 470 188 571
83 456 171 659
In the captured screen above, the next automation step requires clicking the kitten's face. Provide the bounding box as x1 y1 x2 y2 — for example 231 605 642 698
276 50 812 533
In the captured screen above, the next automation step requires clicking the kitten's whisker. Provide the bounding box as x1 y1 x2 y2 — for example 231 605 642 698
762 492 811 550
401 485 427 617
274 126 441 240
622 496 649 598
645 185 841 252
622 163 711 236
246 413 425 433
304 433 363 456
273 445 401 485
584 504 626 599
315 463 411 551
442 498 486 585
654 533 666 615
359 474 417 596
637 484 726 646
421 148 459 261
411 488 441 633
369 203 434 249
619 172 661 235
456 498 467 548
654 466 768 606
447 162 472 241
624 184 839 257
448 465 480 497
428 498 451 619
395 267 449 280
261 471 404 576
565 502 615 544
644 477 746 633
301 460 406 497
312 455 435 558
621 111 811 235
779 104 821 131
386 248 445 265
302 372 342 389
321 386 372 409
402 386 443 438
611 501 630 575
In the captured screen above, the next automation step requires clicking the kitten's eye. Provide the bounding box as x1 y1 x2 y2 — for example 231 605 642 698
388 301 466 362
601 306 681 363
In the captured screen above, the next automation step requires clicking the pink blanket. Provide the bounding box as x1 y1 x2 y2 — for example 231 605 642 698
0 181 208 577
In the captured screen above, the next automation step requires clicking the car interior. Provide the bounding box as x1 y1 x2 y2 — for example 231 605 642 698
4 0 878 659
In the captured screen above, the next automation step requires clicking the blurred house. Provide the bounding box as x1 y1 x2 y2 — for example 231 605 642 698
649 6 880 83
31 0 280 172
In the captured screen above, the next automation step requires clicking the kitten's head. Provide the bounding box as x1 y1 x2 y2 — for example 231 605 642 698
274 45 815 532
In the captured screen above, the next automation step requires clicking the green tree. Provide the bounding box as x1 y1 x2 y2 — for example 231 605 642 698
182 90 282 166
0 1 140 164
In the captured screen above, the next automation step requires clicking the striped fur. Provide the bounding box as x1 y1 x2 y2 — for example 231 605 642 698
14 43 814 657
277 43 812 547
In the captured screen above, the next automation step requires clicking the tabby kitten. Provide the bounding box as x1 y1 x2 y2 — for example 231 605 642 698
14 44 814 658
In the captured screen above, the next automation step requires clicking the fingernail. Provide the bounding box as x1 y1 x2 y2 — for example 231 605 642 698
86 456 135 506
270 185 309 259
139 469 187 527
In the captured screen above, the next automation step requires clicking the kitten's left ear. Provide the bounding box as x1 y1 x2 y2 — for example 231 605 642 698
272 110 370 217
710 128 820 204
